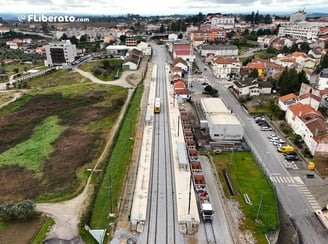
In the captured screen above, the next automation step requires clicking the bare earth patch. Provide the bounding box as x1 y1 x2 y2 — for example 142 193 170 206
227 200 256 244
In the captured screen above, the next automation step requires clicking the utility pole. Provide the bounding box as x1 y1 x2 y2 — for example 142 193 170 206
109 174 113 216
256 193 264 221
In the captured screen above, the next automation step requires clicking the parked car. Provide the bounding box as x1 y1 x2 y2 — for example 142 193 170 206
277 145 294 153
268 134 277 139
277 142 287 147
285 155 299 161
283 152 298 156
270 136 280 142
261 126 273 131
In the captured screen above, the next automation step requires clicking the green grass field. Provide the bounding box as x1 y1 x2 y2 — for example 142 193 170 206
88 84 143 230
0 116 66 171
213 151 279 243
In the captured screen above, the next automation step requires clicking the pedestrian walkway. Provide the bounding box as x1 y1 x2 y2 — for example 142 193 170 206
269 175 301 184
298 185 322 211
269 175 321 211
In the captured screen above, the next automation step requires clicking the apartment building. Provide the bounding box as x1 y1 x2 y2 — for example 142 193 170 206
44 40 77 66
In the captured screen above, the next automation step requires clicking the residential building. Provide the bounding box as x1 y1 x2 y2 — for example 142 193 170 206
44 40 77 66
211 57 241 79
207 14 235 29
232 77 261 98
290 10 307 23
278 21 320 40
285 103 328 156
246 62 265 80
125 35 137 47
172 57 189 73
189 28 227 42
257 35 277 47
199 44 238 57
106 45 130 57
318 68 328 90
122 55 140 70
172 43 195 63
136 41 152 56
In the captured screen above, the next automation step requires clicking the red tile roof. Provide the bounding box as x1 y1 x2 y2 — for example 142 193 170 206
174 81 186 89
288 103 323 118
214 57 239 64
279 93 297 102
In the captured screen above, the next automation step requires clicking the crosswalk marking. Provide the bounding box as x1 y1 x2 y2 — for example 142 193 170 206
270 175 297 184
269 175 321 211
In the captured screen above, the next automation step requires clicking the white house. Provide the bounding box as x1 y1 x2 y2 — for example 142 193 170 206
200 44 238 57
317 68 328 90
278 93 299 111
211 57 241 79
285 103 328 156
232 78 260 97
122 55 140 70
136 41 152 56
172 57 189 73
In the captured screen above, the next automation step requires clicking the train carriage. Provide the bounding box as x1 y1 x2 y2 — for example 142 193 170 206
154 97 161 113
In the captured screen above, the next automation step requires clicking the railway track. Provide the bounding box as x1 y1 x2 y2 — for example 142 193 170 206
145 56 177 244
204 221 217 244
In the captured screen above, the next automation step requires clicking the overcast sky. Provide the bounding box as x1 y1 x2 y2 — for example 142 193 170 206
1 0 327 16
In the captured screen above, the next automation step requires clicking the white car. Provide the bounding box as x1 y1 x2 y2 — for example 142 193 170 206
261 126 273 131
270 136 279 142
268 134 277 139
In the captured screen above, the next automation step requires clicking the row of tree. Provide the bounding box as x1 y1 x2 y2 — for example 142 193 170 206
0 200 36 221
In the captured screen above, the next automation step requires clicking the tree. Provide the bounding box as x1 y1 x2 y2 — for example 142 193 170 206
60 33 68 40
16 200 35 220
316 53 328 73
159 24 165 33
277 67 303 95
248 69 258 78
80 34 89 42
69 36 78 45
298 70 309 85
119 35 126 44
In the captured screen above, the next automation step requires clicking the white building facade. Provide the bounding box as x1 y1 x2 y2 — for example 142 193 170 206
201 98 244 141
211 57 241 79
44 40 77 66
318 68 328 90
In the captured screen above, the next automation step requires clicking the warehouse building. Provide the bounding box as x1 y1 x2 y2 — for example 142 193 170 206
200 98 244 141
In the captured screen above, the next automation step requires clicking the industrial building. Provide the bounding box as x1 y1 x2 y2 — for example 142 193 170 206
200 98 244 141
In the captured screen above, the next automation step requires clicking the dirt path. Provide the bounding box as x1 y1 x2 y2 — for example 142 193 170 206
35 59 148 242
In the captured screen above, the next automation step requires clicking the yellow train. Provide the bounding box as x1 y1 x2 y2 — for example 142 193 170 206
154 97 161 113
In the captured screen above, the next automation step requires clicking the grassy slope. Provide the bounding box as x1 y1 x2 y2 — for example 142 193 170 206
89 84 143 228
213 151 279 243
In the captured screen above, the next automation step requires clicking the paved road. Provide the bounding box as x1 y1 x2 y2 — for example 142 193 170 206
196 56 328 243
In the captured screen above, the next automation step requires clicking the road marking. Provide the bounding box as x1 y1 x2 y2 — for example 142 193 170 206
293 176 304 185
270 176 296 184
296 184 321 211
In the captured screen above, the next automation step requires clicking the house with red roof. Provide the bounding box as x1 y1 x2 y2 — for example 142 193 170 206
285 103 328 156
278 93 298 111
172 43 195 63
211 57 241 79
298 93 321 110
173 80 191 100
172 57 188 73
